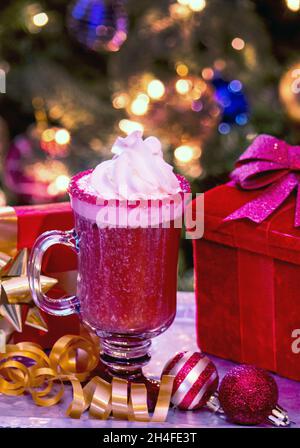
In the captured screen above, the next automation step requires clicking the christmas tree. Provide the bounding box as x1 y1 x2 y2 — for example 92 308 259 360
0 0 300 288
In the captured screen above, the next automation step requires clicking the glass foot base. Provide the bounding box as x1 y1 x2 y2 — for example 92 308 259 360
99 337 152 374
92 337 159 412
93 362 160 412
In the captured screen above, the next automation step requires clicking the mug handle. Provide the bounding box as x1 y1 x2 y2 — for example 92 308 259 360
28 229 80 316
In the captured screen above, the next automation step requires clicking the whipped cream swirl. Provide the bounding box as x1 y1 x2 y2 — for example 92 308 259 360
90 131 181 200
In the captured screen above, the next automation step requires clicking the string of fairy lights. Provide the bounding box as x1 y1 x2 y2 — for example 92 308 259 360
1 0 300 203
110 6 249 170
23 3 50 33
286 0 300 12
30 96 72 197
21 0 300 35
112 67 217 169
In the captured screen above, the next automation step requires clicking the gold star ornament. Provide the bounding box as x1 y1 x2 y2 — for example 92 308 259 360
0 249 58 333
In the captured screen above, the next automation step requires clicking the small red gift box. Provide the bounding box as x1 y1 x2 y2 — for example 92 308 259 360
193 184 300 381
1 202 80 347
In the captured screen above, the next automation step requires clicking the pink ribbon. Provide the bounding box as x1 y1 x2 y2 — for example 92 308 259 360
225 134 300 227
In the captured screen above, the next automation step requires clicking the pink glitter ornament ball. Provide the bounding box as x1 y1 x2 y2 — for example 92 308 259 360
219 365 279 425
162 351 219 410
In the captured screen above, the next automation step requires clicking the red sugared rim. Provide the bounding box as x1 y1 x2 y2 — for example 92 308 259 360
68 169 191 205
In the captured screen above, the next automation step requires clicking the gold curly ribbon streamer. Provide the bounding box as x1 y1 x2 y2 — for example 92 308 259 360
0 334 174 422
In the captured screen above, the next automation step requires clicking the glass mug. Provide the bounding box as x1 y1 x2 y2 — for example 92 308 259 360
28 170 189 379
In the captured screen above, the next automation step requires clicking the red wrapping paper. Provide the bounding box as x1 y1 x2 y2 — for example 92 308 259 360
9 202 80 347
193 184 300 381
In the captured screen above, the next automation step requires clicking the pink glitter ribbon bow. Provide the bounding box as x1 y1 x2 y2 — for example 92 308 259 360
225 134 300 227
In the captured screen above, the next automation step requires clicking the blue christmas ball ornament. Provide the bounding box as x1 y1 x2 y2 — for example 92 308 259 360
211 76 249 132
68 0 128 53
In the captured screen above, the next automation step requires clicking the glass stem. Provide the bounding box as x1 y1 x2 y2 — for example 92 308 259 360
100 338 152 376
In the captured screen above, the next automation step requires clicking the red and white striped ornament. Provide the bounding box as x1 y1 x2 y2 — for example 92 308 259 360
162 351 219 410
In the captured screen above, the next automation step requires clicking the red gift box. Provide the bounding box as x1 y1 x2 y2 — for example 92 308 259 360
193 184 300 381
2 202 80 347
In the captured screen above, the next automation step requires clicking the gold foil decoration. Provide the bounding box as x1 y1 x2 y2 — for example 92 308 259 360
25 306 48 332
0 334 174 423
0 304 22 332
0 249 28 277
0 249 58 305
0 207 18 258
0 317 15 342
0 249 58 333
0 329 6 353
0 252 11 270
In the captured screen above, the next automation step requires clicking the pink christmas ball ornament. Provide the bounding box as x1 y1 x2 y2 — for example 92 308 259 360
219 365 279 425
162 351 219 411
